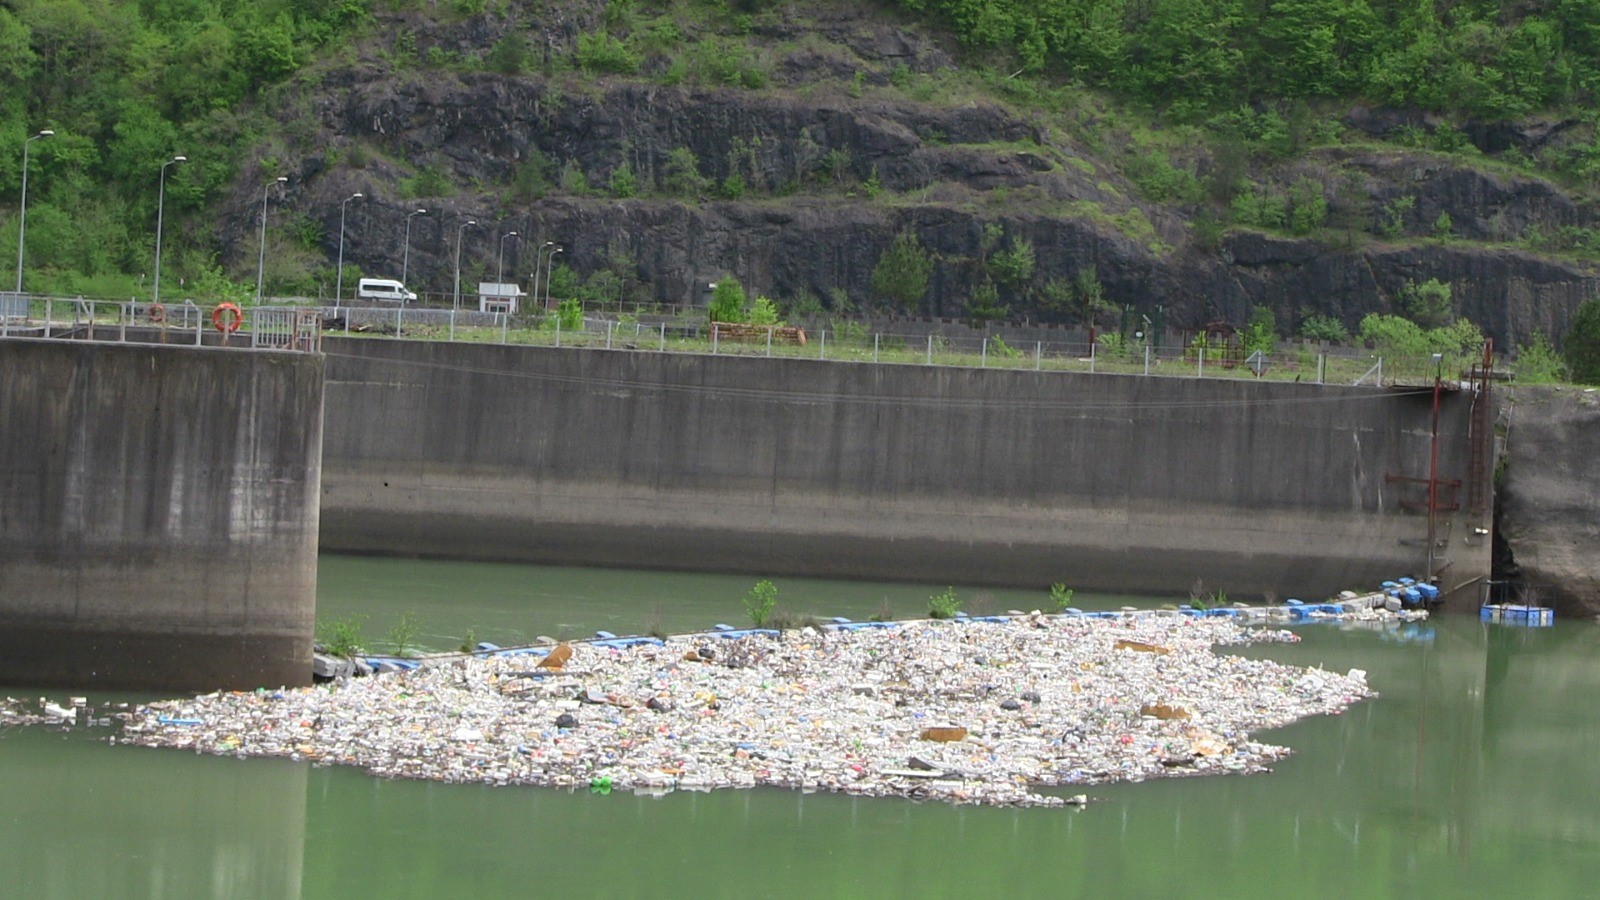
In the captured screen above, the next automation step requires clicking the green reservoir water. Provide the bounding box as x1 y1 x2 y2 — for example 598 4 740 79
5 555 1600 898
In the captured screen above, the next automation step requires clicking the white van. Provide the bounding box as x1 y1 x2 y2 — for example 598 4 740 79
356 278 417 303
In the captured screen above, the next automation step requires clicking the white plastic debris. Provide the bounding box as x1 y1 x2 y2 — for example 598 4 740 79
117 611 1388 808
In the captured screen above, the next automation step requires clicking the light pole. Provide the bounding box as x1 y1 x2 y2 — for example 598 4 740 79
15 129 54 294
256 176 288 303
335 192 362 305
452 219 477 312
531 240 555 308
401 208 426 287
152 155 185 305
542 247 563 309
496 231 518 287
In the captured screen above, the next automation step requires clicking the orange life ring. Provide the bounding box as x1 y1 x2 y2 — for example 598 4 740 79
147 303 166 323
212 302 242 333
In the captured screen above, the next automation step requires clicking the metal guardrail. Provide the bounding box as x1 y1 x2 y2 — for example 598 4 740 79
317 303 1478 388
3 293 1484 387
0 296 320 353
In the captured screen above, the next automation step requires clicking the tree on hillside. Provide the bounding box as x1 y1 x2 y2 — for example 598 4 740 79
708 276 748 323
1242 305 1276 354
870 230 932 311
1400 278 1454 328
1564 298 1600 384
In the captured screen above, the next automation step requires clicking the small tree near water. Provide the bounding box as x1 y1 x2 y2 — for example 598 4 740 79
744 579 778 627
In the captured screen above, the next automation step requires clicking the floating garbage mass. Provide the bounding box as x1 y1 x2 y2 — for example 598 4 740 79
109 605 1398 809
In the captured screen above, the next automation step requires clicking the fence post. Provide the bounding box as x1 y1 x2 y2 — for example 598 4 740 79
874 332 880 363
1090 339 1096 374
555 314 561 348
660 322 666 352
502 313 509 344
194 306 202 346
44 297 51 339
1317 352 1325 384
926 334 933 365
1197 348 1204 379
766 326 772 357
1035 341 1042 371
981 338 988 367
607 319 614 350
819 329 826 359
1144 342 1151 376
711 323 717 354
450 309 457 342
119 301 127 344
397 306 404 339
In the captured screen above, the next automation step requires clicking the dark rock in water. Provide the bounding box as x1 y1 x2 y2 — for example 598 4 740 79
999 699 1022 711
312 654 354 681
646 697 671 712
1160 756 1196 768
1020 691 1042 704
554 713 577 729
697 646 716 660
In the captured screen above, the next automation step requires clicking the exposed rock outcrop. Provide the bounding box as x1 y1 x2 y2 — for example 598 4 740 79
215 10 1600 347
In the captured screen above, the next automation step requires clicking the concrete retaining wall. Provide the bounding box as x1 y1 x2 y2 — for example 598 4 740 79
320 339 1491 601
0 340 323 691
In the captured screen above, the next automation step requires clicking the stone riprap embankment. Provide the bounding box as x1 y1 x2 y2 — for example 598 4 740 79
120 613 1377 807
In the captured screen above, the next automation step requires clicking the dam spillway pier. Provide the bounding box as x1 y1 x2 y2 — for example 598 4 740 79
0 336 324 691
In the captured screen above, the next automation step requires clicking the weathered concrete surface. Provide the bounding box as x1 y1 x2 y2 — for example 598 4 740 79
0 340 324 691
320 339 1490 601
1498 386 1600 615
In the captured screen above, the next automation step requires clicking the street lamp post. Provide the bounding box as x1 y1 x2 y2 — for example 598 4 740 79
15 129 54 295
452 219 477 312
256 176 288 304
531 241 555 309
335 192 363 305
543 247 563 309
496 231 518 287
401 208 426 287
152 155 186 306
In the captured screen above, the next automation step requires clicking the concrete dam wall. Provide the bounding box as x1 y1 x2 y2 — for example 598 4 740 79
0 340 323 691
320 339 1491 601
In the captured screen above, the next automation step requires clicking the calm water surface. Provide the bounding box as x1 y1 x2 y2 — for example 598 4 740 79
5 555 1599 898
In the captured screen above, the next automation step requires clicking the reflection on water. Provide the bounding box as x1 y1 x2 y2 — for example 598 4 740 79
6 556 1600 898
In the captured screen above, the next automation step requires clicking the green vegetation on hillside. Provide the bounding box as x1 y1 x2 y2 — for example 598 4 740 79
892 0 1600 122
0 0 371 297
3 0 1599 362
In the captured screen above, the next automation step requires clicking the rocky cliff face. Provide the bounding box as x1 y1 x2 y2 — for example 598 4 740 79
218 4 1600 348
1498 387 1600 616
